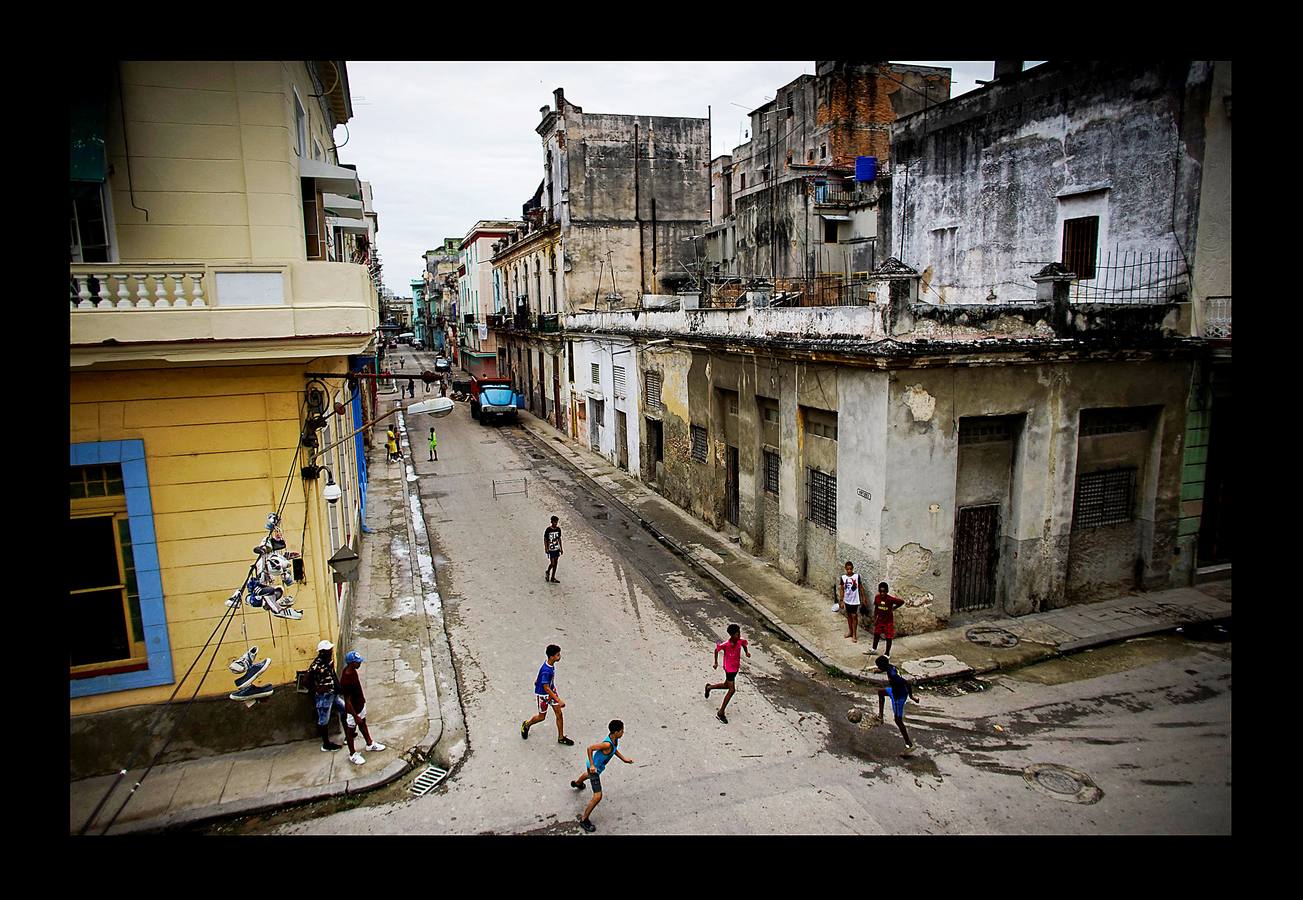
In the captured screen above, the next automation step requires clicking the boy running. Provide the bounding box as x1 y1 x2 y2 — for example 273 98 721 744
871 582 905 657
705 623 751 724
875 655 921 754
543 516 563 583
570 719 633 833
839 561 864 642
520 644 574 745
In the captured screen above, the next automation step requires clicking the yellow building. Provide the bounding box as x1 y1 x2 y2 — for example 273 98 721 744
69 61 378 719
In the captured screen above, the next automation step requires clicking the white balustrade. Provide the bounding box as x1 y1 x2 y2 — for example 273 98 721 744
95 274 112 308
134 275 151 308
168 274 185 308
189 272 205 307
70 269 213 310
154 274 170 309
115 275 132 309
74 275 93 309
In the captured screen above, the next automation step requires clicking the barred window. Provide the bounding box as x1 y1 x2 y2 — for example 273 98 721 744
761 401 779 424
1080 407 1150 436
1073 467 1137 529
1062 216 1099 280
959 416 1015 445
591 362 600 385
644 371 663 411
807 468 836 530
690 425 708 462
763 450 780 495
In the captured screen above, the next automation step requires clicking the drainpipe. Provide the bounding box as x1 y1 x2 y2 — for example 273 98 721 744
634 121 645 300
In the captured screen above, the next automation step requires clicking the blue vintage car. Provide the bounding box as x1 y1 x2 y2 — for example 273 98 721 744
476 383 519 426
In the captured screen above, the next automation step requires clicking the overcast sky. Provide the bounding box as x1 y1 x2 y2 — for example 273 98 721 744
335 61 1037 294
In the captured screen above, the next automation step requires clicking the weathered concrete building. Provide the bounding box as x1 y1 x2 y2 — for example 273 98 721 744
459 220 518 378
705 62 950 303
555 60 1229 631
491 89 711 454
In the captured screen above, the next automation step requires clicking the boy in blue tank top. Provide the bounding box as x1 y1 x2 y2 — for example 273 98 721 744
569 719 633 833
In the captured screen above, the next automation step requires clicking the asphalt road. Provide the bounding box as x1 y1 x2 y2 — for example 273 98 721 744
271 349 1231 835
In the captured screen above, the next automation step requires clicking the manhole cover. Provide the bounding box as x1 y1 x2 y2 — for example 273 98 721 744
1023 764 1103 804
966 626 1020 648
918 658 945 669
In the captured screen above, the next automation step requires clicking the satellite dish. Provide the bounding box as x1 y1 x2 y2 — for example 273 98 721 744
406 397 454 418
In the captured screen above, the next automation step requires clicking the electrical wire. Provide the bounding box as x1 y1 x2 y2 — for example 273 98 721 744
84 389 315 834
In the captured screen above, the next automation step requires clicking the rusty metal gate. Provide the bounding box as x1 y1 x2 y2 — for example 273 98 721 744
726 445 740 526
952 504 1000 613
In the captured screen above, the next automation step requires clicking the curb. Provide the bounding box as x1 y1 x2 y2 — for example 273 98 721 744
515 419 1232 690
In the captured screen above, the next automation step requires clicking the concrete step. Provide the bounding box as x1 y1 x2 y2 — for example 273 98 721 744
1195 563 1232 584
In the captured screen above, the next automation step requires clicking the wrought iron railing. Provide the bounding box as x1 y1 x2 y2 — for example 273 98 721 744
1203 295 1231 339
1068 247 1190 304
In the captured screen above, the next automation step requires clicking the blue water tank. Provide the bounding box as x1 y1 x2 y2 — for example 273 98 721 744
855 156 878 182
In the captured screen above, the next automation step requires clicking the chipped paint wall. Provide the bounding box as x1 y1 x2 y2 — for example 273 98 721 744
892 60 1213 304
565 304 888 344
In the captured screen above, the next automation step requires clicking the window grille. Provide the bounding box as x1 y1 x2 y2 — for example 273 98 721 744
807 468 837 530
1073 467 1137 529
763 450 780 495
959 417 1015 445
644 371 662 410
613 365 626 398
1062 216 1100 280
1080 408 1150 436
690 425 708 462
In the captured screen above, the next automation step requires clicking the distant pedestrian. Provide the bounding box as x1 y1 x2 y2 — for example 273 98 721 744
386 426 399 463
839 561 864 643
570 719 633 833
407 378 416 398
338 650 386 766
428 427 438 461
307 640 344 752
875 655 920 754
544 516 563 583
871 582 905 658
705 623 751 724
439 377 447 398
520 644 574 745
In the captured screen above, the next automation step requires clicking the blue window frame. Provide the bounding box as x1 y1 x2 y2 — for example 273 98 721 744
69 440 173 697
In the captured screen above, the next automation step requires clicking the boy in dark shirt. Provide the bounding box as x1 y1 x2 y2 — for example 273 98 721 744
338 650 386 766
543 516 563 583
871 582 906 658
875 655 921 754
307 640 344 752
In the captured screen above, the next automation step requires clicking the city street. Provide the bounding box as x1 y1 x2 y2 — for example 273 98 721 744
263 348 1231 836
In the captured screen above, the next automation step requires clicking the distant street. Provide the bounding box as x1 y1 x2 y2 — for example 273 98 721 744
256 347 1233 835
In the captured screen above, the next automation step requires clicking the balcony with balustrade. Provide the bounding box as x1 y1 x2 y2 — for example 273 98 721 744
70 261 379 367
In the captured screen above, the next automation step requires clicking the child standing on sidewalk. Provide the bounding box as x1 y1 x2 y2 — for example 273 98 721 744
705 624 751 724
520 645 574 745
840 561 864 643
570 719 633 833
870 582 905 657
875 655 921 754
428 427 438 461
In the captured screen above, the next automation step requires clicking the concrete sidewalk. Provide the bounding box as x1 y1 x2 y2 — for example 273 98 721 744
70 390 446 835
515 414 1232 687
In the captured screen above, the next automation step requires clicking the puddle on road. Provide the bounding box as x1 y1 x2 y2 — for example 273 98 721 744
1004 635 1210 686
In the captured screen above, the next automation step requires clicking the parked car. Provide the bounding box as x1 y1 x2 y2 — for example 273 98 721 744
434 357 451 373
469 375 518 425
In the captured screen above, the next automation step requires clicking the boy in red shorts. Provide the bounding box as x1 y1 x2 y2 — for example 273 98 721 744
871 582 905 658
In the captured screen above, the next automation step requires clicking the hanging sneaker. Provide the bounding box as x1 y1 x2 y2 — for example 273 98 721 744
267 535 287 551
225 591 244 609
349 752 366 765
228 646 259 674
233 657 271 689
267 603 303 620
228 683 273 702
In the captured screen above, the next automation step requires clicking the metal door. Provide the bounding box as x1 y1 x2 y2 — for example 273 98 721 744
952 504 1000 613
726 445 740 526
553 355 563 430
616 411 628 470
589 399 602 451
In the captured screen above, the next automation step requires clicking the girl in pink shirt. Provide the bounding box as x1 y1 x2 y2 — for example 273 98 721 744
705 624 751 724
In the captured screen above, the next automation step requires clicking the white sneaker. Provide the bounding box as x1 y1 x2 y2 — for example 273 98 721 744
349 752 366 765
366 742 386 752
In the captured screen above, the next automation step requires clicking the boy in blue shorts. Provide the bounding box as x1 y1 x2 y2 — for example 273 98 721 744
876 655 921 754
521 644 574 745
570 719 633 833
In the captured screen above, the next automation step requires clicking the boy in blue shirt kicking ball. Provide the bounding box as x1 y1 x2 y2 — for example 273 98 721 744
876 655 921 754
570 719 633 833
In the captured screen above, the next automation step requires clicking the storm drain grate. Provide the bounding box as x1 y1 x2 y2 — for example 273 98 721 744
409 765 450 797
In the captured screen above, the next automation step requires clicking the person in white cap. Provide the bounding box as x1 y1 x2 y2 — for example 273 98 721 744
338 650 385 765
307 640 345 752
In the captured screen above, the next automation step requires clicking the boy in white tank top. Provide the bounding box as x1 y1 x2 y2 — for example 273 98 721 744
839 561 863 643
